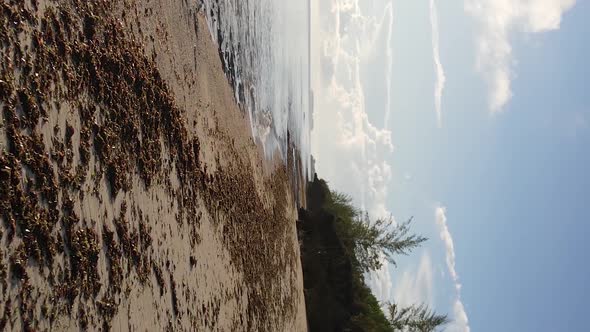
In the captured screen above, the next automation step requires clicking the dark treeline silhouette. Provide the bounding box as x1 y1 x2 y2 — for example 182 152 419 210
297 175 448 332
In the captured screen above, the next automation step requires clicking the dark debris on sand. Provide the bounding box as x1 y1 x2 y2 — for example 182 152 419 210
0 0 300 330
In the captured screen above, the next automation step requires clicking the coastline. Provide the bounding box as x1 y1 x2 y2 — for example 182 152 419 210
0 0 307 330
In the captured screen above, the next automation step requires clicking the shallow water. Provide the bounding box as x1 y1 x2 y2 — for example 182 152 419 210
200 0 311 179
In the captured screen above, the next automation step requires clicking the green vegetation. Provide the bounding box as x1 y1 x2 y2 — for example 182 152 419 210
325 191 427 272
388 303 450 332
301 177 448 332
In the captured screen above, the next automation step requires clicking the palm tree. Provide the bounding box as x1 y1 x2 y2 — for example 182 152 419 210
388 303 449 332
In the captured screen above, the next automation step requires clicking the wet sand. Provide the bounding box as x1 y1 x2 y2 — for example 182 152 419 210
0 0 306 330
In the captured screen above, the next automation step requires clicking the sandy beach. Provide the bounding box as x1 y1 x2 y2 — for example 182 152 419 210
0 0 306 330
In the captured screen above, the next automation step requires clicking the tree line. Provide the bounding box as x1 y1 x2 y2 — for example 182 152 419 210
322 183 449 332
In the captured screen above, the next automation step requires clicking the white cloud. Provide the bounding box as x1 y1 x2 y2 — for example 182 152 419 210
383 4 394 131
450 299 471 332
435 206 458 285
435 205 470 332
465 0 576 112
312 0 394 220
430 0 446 127
393 252 435 307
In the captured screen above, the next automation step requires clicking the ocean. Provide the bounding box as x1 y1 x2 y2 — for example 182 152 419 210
200 0 312 180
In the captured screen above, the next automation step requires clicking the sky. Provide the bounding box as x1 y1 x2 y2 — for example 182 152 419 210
310 0 589 331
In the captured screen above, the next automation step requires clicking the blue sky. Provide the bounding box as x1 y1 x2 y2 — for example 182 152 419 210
311 0 588 331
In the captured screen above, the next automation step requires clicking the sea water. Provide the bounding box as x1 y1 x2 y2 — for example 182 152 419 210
200 0 312 180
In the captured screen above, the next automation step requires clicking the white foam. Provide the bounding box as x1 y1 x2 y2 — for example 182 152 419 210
201 0 312 179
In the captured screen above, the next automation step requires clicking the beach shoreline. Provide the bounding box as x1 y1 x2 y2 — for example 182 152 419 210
0 0 307 330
